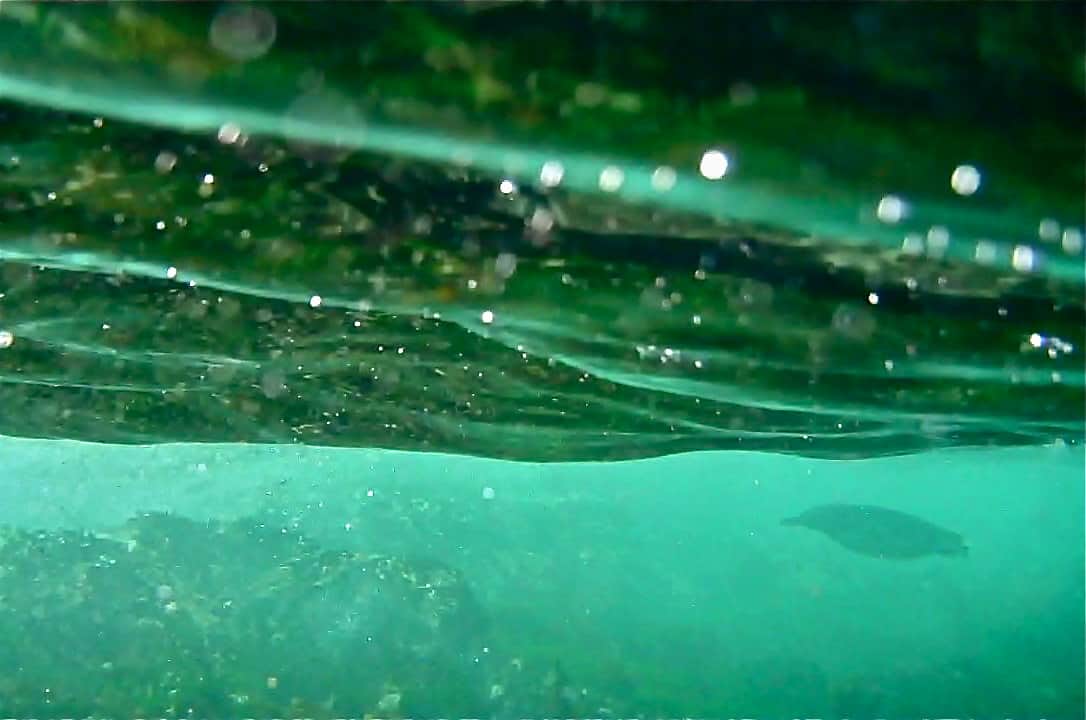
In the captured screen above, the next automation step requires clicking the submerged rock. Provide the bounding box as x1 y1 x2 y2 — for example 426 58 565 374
0 513 491 716
781 503 968 559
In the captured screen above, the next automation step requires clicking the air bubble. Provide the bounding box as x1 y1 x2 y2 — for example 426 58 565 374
209 4 277 62
699 150 729 180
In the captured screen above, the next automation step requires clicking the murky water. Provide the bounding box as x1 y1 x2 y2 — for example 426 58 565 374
0 2 1082 717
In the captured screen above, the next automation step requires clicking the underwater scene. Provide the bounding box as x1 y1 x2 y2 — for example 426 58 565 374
0 2 1083 718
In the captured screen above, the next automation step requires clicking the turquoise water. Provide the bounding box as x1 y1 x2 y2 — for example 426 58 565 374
2 437 1083 716
0 2 1083 717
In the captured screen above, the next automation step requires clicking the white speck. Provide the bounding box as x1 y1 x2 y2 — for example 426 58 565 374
867 292 879 305
1029 332 1043 348
950 164 981 196
974 240 997 264
166 266 178 279
0 330 13 349
692 314 702 325
498 179 517 195
366 489 374 497
884 359 895 371
876 195 907 224
693 359 703 369
901 233 924 255
202 173 215 185
495 252 518 278
155 220 166 231
528 208 554 233
217 123 243 144
651 165 677 191
598 166 624 192
1061 227 1083 254
209 4 277 62
308 295 322 308
539 161 564 188
482 486 495 500
481 310 495 325
154 151 178 174
1038 218 1060 241
926 226 950 256
1011 245 1036 272
698 149 729 180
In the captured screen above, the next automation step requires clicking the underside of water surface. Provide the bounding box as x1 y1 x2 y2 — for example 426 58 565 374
0 0 1082 461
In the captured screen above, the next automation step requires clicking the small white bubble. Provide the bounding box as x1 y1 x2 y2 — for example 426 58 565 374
217 123 243 144
1038 218 1061 241
877 195 907 224
209 4 277 62
202 173 215 185
498 179 517 195
950 164 981 196
539 161 564 188
494 252 518 278
480 310 495 325
698 149 729 180
482 486 496 500
598 166 624 192
0 330 13 349
867 292 879 305
926 226 950 256
1061 228 1083 254
154 151 177 174
651 166 677 191
1029 332 1043 348
309 295 322 308
166 266 178 279
1011 245 1036 272
974 240 997 265
528 207 554 233
155 220 166 231
901 233 924 255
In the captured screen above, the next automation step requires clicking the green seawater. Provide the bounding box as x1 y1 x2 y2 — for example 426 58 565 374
1 439 1083 717
0 2 1082 717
